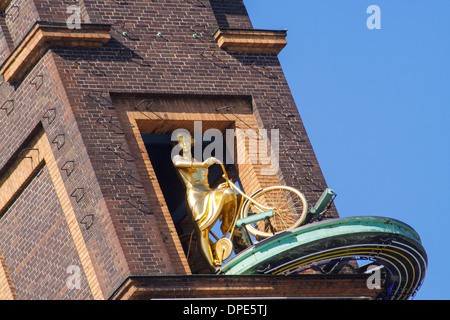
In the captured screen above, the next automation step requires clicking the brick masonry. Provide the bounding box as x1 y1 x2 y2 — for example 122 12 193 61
0 0 340 299
0 164 92 300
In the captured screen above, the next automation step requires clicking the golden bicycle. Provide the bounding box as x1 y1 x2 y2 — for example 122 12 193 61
208 159 309 266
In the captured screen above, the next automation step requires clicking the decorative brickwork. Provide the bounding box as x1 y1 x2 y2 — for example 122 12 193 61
1 0 40 47
0 0 343 300
0 129 104 299
113 94 283 273
0 165 93 300
0 22 111 82
0 247 15 299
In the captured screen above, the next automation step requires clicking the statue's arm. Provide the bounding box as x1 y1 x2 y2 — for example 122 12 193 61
172 155 211 169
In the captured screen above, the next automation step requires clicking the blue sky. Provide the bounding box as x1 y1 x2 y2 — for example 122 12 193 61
244 0 450 300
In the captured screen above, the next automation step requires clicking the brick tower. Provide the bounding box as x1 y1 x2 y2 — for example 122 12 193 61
0 0 381 300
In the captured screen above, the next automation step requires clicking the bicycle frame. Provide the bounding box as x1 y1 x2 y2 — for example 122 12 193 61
210 161 304 264
218 162 273 214
213 161 276 242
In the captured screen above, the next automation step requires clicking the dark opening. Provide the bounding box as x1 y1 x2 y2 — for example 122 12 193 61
142 133 240 225
143 133 241 273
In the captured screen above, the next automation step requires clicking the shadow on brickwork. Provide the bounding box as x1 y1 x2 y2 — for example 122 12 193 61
210 0 252 29
51 38 151 75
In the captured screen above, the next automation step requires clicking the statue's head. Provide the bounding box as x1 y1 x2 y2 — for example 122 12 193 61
177 131 195 155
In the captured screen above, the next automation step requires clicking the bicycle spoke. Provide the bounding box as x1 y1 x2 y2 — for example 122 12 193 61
274 213 290 230
243 186 307 238
274 212 297 228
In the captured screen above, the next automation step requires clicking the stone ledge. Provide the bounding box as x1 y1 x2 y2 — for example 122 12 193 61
0 22 111 83
213 28 287 54
110 275 381 300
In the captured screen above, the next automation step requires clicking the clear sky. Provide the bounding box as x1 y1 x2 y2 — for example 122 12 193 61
244 0 449 300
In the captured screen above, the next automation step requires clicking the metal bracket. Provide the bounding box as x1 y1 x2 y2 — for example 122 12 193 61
236 210 274 228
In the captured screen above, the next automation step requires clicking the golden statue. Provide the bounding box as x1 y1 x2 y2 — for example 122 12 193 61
172 132 237 271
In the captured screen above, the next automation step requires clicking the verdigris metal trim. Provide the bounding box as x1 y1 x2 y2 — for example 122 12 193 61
219 216 427 300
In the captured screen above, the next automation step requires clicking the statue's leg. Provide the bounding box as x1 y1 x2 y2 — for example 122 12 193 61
198 228 218 271
198 188 234 231
195 188 237 271
219 189 237 234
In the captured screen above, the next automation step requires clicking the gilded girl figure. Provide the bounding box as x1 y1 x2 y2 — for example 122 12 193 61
172 132 236 271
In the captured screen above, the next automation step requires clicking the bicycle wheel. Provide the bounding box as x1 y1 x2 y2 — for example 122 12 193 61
241 186 308 238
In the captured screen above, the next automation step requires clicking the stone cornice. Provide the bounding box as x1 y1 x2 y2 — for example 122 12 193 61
213 28 287 54
0 22 111 83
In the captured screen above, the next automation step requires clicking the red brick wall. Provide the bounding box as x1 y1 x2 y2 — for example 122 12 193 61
0 51 133 299
0 16 12 63
0 165 93 300
0 0 338 299
3 0 39 46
